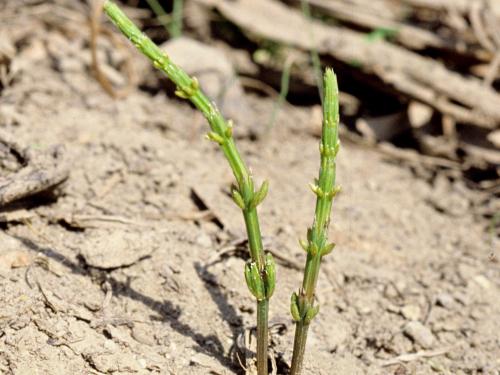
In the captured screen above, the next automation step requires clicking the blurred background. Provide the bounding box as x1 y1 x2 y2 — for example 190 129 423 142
0 1 499 374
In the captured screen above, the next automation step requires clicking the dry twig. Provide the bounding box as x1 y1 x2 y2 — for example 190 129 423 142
89 0 136 98
197 0 500 129
381 346 455 367
0 131 69 207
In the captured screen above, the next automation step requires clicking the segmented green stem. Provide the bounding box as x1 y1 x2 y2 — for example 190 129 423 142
290 69 340 375
103 3 272 374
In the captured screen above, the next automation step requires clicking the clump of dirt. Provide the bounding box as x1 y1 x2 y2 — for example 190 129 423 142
0 2 498 375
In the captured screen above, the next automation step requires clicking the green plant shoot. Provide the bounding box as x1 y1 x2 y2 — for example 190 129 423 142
170 0 183 38
145 0 183 38
102 2 274 374
290 69 340 374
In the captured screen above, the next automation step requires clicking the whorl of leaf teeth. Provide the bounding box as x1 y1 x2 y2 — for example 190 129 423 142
245 253 276 301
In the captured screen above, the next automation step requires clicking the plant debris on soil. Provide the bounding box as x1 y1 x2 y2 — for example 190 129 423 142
0 1 499 374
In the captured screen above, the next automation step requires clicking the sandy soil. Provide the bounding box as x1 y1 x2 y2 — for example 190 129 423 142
0 3 499 375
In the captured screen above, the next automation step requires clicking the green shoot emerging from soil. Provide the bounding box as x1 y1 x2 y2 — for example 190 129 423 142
290 69 340 375
102 2 274 374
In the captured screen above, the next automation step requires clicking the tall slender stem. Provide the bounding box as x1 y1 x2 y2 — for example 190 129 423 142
290 69 340 375
300 0 324 103
103 3 274 374
256 299 269 375
290 321 309 374
169 0 183 38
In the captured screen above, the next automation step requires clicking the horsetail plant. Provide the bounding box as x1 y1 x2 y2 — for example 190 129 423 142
104 2 341 374
102 2 275 374
290 69 340 374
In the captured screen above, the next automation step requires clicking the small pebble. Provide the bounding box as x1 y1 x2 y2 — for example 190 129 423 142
104 339 117 352
403 321 435 349
195 233 212 248
355 303 372 315
335 299 348 311
457 263 475 283
384 284 399 299
469 308 484 321
436 293 454 308
394 280 407 294
385 303 399 313
137 358 147 369
473 275 491 289
132 324 156 346
401 305 421 321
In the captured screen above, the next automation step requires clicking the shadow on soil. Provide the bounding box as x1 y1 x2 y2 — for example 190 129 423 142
15 235 245 373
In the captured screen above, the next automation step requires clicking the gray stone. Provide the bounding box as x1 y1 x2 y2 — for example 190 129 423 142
436 293 454 308
401 304 421 321
79 229 158 269
403 321 435 349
